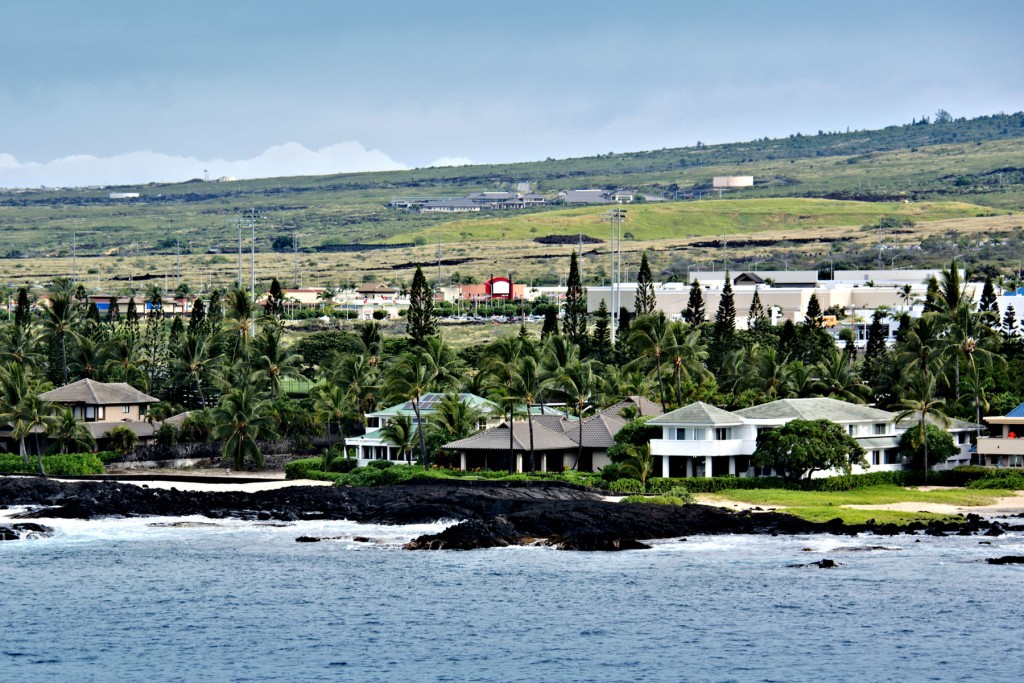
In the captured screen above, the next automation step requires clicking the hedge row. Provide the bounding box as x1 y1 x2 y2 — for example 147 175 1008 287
0 452 106 476
285 459 611 489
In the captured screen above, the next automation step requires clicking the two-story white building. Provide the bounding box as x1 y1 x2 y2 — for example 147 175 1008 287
648 398 906 478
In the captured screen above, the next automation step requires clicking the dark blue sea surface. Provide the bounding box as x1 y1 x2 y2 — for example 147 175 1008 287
2 513 1023 682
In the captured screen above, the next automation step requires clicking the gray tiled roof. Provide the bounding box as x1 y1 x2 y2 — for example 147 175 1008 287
88 421 158 439
39 379 158 406
601 395 664 418
895 412 981 431
565 413 627 449
530 414 574 434
649 401 743 427
443 421 577 452
735 398 894 422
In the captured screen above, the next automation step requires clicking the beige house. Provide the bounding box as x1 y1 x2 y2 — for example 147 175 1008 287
977 403 1024 468
39 378 161 443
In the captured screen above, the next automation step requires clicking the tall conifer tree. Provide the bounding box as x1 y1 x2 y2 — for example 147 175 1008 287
634 252 657 316
562 252 588 347
407 266 438 346
683 279 705 324
13 287 30 328
591 299 612 360
747 286 766 330
710 272 736 369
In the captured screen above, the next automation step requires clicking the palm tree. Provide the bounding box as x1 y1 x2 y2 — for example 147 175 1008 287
626 314 670 412
814 348 870 403
46 408 96 454
663 325 710 406
40 290 79 385
212 386 278 470
430 393 485 442
251 326 303 398
754 348 794 400
545 359 602 470
379 414 416 463
621 443 656 492
325 353 380 424
0 323 45 372
103 333 148 390
895 370 949 484
224 287 256 363
385 351 440 467
168 332 219 408
68 334 104 381
313 382 354 448
0 363 34 468
3 396 59 475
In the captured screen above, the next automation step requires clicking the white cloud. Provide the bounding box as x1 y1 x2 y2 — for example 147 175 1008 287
0 141 409 188
426 156 474 168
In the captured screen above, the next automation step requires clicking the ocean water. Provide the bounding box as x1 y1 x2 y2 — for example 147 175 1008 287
2 509 1023 683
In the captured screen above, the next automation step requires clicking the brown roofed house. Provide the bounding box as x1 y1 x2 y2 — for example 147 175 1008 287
39 378 161 443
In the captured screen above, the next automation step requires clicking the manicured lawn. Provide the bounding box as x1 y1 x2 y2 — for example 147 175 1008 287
781 507 964 525
709 485 1011 508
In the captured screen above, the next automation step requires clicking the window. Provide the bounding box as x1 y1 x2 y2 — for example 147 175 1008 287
884 450 901 465
874 423 887 435
73 406 82 419
715 427 732 441
675 428 686 440
871 450 880 465
98 407 105 420
847 425 857 436
85 406 95 420
958 433 968 445
122 405 130 414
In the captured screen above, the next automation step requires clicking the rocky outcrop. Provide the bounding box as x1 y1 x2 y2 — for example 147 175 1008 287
2 477 1020 552
0 522 54 541
985 556 1024 565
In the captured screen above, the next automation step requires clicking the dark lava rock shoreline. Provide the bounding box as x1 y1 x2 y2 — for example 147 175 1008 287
0 477 1017 550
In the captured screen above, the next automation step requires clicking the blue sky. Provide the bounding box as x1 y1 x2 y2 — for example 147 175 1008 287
1 0 1022 186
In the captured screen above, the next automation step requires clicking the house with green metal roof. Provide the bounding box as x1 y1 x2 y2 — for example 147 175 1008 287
350 393 500 463
649 397 909 479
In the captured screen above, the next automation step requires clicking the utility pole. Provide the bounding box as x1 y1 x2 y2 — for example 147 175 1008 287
250 211 256 338
237 217 242 287
175 238 180 289
72 230 77 287
293 233 299 288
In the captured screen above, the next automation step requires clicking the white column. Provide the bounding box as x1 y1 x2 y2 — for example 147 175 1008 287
686 458 693 478
704 455 713 478
460 453 467 471
662 455 670 479
541 454 547 473
516 454 523 473
729 456 736 476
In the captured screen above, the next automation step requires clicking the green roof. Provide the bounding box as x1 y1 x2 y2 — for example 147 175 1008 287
369 393 497 418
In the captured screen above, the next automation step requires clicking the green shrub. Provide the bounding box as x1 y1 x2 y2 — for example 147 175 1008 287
609 478 643 494
967 470 1024 490
665 486 694 504
284 457 346 482
0 453 105 476
620 494 689 506
366 460 395 470
599 462 624 482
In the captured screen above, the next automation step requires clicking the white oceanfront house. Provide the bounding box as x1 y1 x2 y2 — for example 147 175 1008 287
347 393 501 465
647 397 978 479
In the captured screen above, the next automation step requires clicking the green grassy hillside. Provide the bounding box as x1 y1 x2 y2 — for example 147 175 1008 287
0 112 1021 260
379 199 1001 245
